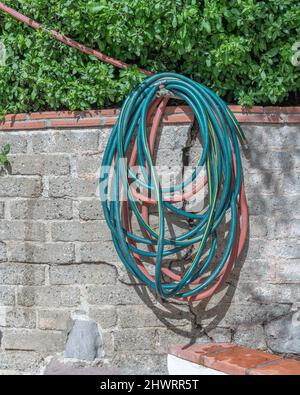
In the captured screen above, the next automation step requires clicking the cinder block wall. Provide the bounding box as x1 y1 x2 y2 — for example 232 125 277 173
0 107 299 374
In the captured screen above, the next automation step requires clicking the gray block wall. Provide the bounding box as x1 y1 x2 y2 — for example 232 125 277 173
0 122 299 374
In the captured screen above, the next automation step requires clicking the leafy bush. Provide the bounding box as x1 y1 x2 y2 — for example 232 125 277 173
0 0 299 114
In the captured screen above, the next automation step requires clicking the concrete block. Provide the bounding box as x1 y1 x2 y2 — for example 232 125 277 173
17 286 80 308
265 309 300 354
8 242 75 264
0 263 45 286
49 264 116 285
10 198 73 220
0 176 41 197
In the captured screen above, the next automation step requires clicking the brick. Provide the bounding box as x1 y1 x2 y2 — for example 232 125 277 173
1 121 45 130
37 309 72 331
233 325 267 350
29 111 73 119
0 241 7 262
243 170 279 194
201 345 282 375
243 125 300 149
17 286 80 307
264 106 300 114
265 309 300 354
169 343 234 365
113 353 167 375
0 220 46 242
2 113 28 121
230 105 264 113
0 176 41 197
232 283 300 304
194 302 291 330
89 306 117 329
78 200 104 220
0 351 42 372
0 263 45 285
277 260 300 282
75 154 101 176
79 241 119 263
50 118 100 128
8 242 75 264
282 171 300 194
31 132 52 153
10 198 73 220
270 217 300 238
9 154 70 176
288 115 300 123
155 125 191 150
248 216 269 238
86 283 150 305
266 240 300 259
51 221 111 242
245 150 295 171
162 113 194 124
0 286 15 306
245 239 268 260
157 329 207 354
114 328 156 351
237 259 275 282
49 264 116 285
0 201 4 218
48 176 98 198
247 195 299 216
2 329 66 353
236 114 284 123
118 305 190 328
249 359 300 375
0 307 36 328
32 130 99 153
0 133 27 153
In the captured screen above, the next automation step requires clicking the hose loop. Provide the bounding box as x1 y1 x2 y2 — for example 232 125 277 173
100 72 248 301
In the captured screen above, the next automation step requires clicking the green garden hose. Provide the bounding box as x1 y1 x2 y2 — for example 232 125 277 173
100 72 248 301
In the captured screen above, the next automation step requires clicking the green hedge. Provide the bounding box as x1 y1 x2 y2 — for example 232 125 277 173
0 0 299 114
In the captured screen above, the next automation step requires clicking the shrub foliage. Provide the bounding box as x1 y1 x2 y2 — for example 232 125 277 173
0 0 299 114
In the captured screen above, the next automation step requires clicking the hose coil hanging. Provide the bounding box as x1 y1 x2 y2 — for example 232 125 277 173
100 72 248 301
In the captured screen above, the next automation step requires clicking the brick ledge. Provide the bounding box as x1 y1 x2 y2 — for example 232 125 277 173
169 343 300 375
0 106 300 131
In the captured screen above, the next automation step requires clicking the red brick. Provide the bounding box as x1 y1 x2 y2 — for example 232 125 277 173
229 105 264 113
162 113 194 124
169 343 234 365
235 114 284 124
202 345 282 375
50 118 100 128
164 105 193 115
287 116 300 124
264 106 300 114
0 120 46 130
29 109 116 120
3 113 28 122
249 359 300 375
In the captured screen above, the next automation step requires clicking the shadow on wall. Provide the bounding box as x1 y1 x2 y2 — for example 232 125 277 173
123 123 300 354
119 121 250 347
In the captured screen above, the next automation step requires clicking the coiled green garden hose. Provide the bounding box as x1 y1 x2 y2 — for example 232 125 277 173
100 72 248 301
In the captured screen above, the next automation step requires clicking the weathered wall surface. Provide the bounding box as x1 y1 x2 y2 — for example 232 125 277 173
0 108 299 374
